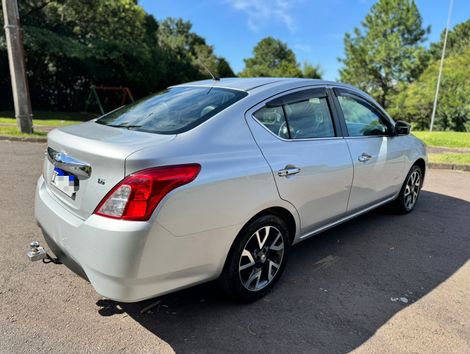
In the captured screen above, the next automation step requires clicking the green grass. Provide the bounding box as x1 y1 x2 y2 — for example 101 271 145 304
0 111 93 138
428 153 470 165
0 126 47 137
0 111 94 137
0 111 97 122
413 131 470 149
0 117 78 127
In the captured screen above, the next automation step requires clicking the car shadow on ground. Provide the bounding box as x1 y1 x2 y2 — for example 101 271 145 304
96 191 470 353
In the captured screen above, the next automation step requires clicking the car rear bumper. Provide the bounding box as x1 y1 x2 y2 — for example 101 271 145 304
35 176 239 302
39 225 89 281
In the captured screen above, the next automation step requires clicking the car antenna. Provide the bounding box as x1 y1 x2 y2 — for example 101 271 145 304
200 62 220 81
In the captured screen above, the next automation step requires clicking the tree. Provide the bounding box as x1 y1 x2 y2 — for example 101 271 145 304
429 19 470 60
157 18 234 81
0 0 162 110
240 37 322 79
0 2 234 112
240 37 302 77
216 57 235 77
389 45 470 131
339 0 429 108
301 61 322 79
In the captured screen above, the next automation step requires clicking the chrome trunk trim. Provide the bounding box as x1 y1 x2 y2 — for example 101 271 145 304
47 147 92 178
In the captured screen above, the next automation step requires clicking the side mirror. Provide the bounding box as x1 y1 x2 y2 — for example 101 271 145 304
394 121 410 135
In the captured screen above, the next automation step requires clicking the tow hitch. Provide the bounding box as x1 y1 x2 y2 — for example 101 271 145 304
27 241 61 264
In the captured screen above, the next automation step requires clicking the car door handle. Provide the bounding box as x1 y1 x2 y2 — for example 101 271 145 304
358 153 373 162
278 166 301 177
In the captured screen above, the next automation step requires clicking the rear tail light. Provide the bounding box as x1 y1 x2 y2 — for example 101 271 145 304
94 164 201 221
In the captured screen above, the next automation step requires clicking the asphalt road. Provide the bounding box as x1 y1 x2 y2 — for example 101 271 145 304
0 140 469 354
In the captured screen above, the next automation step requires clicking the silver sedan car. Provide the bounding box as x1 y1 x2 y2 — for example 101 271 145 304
33 78 427 302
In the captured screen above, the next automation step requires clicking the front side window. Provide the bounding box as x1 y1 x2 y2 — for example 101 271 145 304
337 95 389 137
254 92 336 140
96 87 247 134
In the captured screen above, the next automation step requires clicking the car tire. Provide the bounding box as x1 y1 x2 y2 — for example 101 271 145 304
393 164 423 214
219 215 290 302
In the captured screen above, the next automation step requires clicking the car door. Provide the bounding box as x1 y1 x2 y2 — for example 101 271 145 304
332 88 406 212
245 87 354 236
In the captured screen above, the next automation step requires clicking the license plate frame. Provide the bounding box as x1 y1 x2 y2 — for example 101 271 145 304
51 167 79 198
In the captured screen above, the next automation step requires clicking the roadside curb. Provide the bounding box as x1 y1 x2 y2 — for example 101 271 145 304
429 162 470 172
0 135 46 143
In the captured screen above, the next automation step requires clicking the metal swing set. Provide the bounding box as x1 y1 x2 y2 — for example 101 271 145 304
85 85 135 115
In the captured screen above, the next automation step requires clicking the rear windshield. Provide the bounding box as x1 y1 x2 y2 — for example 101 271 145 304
96 86 247 134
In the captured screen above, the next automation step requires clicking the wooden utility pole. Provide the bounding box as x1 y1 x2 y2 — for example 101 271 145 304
2 0 33 133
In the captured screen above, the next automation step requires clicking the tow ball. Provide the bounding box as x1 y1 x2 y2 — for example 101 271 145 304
27 241 61 264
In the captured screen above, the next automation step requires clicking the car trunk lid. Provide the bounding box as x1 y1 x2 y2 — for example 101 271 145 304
44 121 176 220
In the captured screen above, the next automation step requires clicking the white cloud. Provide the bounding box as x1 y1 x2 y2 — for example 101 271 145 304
226 0 298 33
293 43 312 52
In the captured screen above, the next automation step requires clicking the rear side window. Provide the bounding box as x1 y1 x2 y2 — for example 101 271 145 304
284 97 335 139
253 106 287 137
96 87 247 134
253 91 335 139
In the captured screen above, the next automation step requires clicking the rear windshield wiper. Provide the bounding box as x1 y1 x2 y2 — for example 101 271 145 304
106 124 142 130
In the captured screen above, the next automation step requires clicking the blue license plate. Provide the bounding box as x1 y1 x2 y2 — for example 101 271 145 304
51 167 79 198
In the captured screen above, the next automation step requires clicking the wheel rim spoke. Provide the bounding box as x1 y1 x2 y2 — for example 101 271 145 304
415 176 421 187
404 185 411 197
269 231 283 251
268 260 280 282
256 227 270 249
245 268 262 289
405 195 411 208
239 249 256 271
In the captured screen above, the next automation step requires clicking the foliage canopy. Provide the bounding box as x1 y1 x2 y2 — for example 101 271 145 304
0 0 234 111
390 45 470 131
1 1 469 132
339 0 429 108
240 37 322 79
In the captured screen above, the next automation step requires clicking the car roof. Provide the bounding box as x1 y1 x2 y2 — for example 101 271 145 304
172 77 384 112
173 77 343 92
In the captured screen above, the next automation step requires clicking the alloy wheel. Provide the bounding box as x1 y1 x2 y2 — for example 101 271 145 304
238 226 285 291
404 170 421 210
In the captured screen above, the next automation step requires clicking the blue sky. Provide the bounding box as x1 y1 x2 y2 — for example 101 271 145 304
140 0 470 80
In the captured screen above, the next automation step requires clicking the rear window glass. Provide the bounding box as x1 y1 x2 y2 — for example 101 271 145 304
96 87 247 134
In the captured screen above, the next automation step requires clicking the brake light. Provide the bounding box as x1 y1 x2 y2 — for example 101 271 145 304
94 164 201 221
